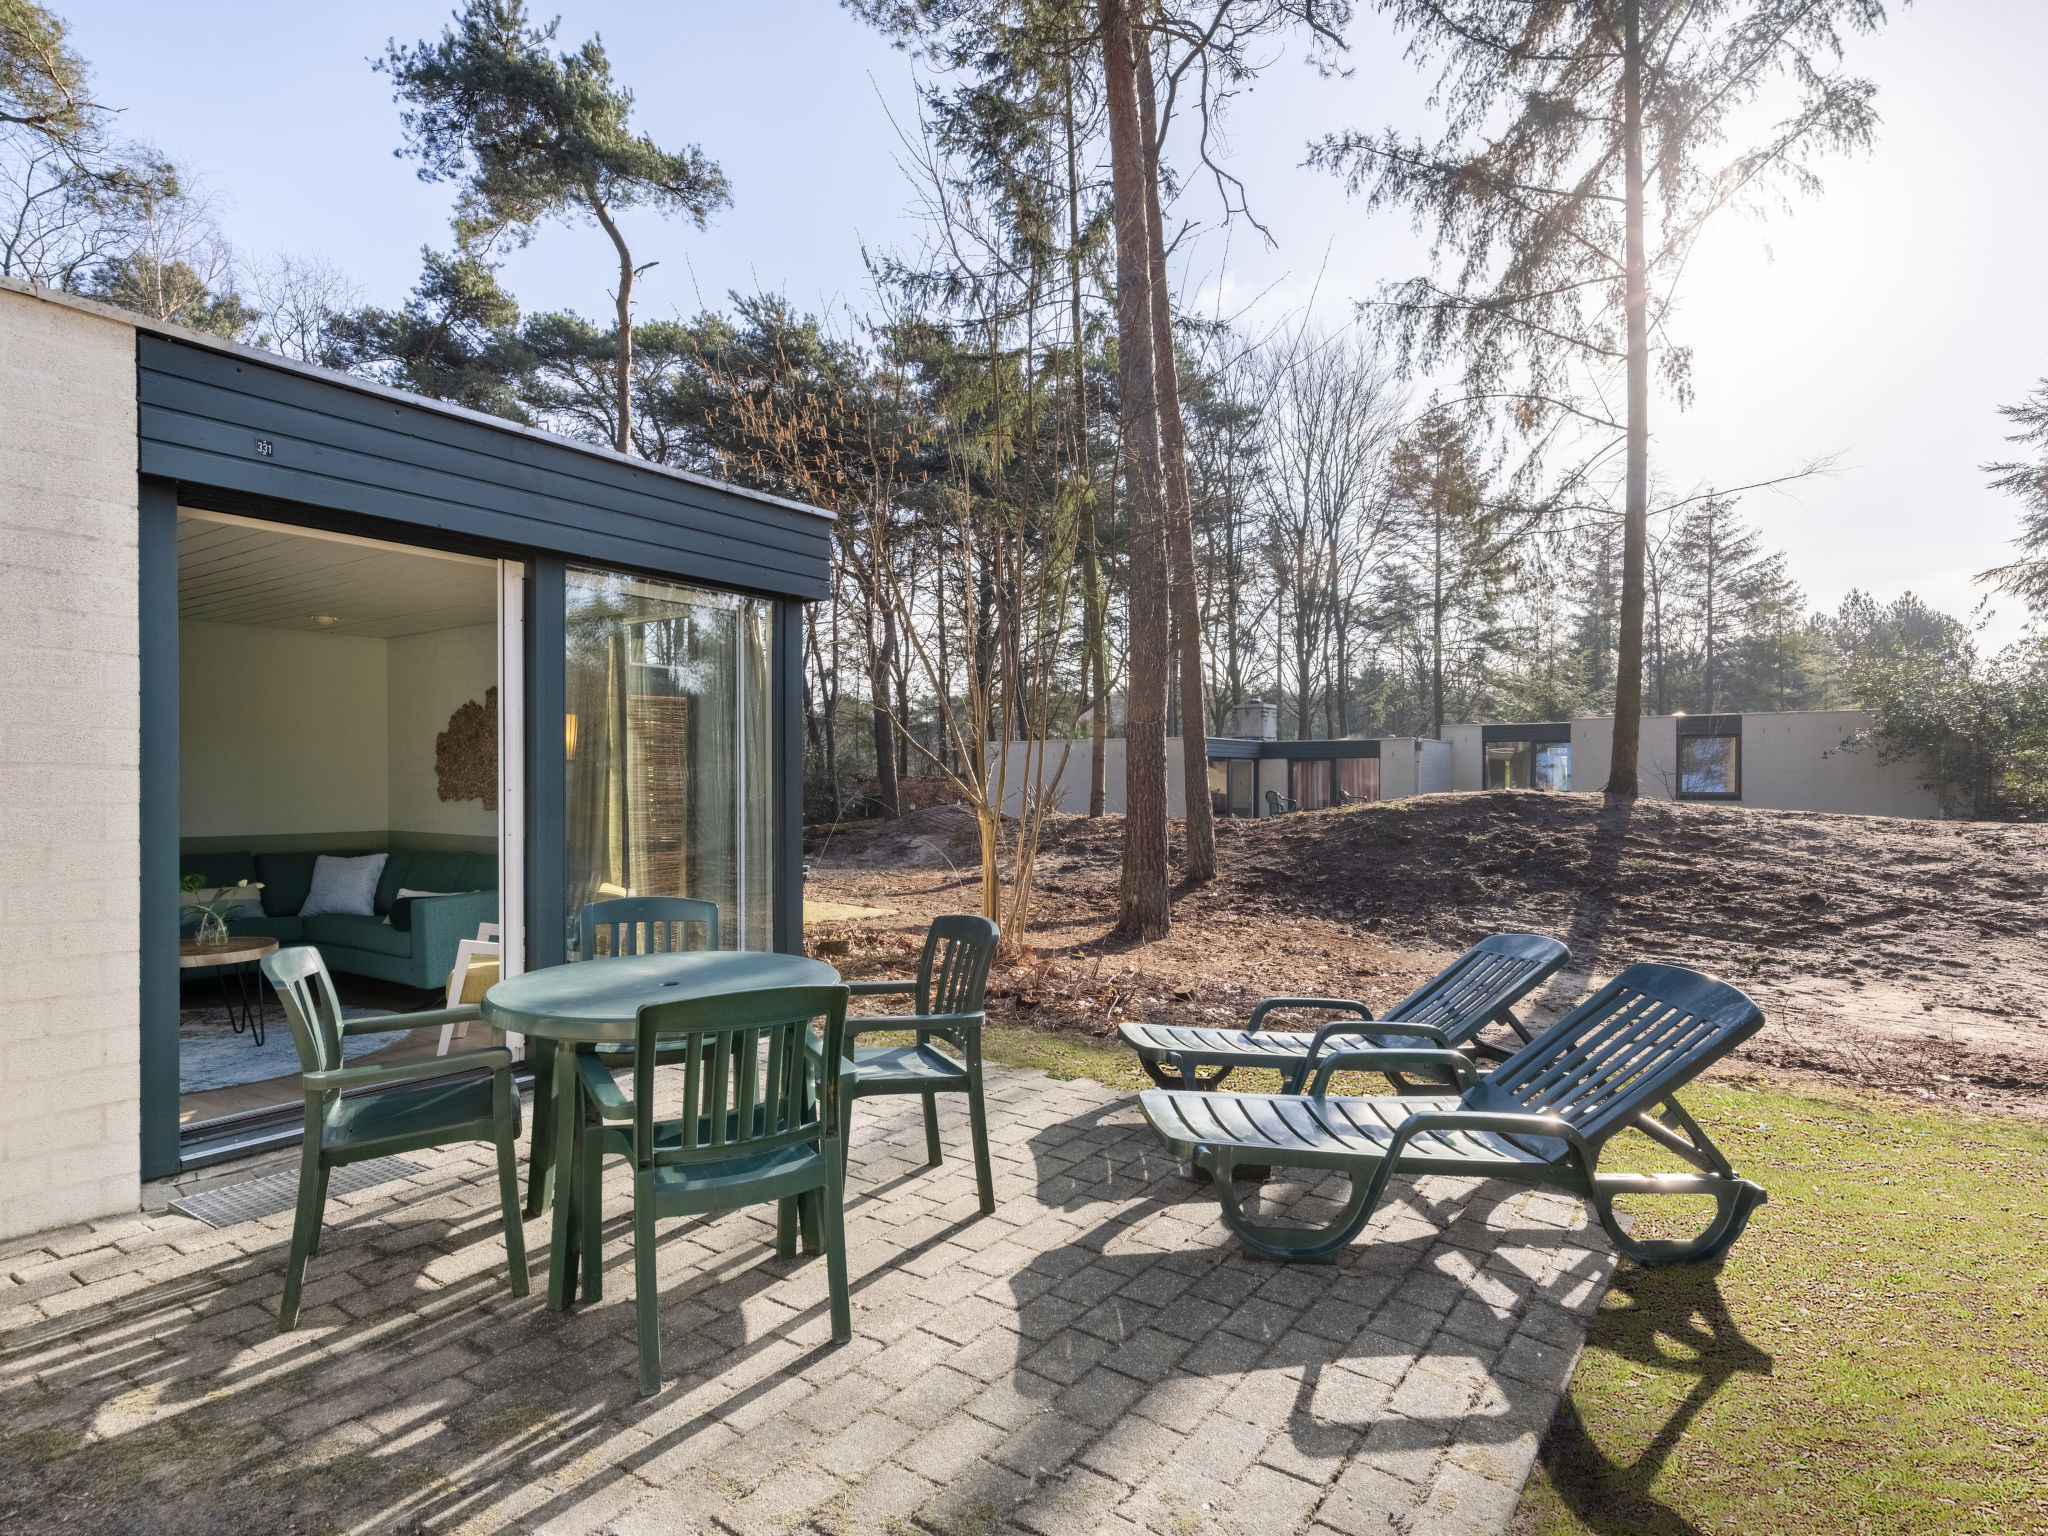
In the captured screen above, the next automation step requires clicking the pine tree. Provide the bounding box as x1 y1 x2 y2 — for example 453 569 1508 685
381 0 729 456
1312 0 1895 795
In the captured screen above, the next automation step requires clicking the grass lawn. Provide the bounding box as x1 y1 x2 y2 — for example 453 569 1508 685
971 1023 2048 1535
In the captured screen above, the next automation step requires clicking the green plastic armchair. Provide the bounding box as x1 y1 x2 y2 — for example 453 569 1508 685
261 946 528 1331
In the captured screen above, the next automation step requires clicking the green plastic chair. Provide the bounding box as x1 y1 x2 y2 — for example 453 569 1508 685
526 896 726 1216
1119 933 1572 1092
573 983 852 1395
1140 961 1768 1267
260 946 528 1331
580 895 721 960
842 914 999 1214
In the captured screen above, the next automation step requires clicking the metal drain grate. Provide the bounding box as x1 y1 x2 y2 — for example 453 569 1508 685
169 1157 427 1229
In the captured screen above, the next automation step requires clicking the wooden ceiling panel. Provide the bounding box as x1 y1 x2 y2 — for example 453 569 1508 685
176 512 497 637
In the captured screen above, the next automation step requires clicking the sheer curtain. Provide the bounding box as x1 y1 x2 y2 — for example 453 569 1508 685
564 569 773 958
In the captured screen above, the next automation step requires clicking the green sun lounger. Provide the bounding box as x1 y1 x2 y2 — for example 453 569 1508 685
1119 933 1571 1092
1139 961 1768 1267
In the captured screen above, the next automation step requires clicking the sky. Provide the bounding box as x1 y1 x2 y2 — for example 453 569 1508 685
64 0 2048 646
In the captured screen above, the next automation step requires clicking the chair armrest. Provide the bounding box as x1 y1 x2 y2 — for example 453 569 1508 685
846 1011 983 1044
303 1046 511 1092
1309 1048 1480 1097
574 1054 633 1120
847 978 917 996
1383 1109 1591 1166
341 1004 483 1036
1247 997 1373 1031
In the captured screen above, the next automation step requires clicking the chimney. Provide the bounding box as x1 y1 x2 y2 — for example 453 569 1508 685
1227 697 1278 740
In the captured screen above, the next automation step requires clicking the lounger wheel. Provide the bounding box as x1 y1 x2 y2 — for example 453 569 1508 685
1204 1147 1382 1262
1138 1053 1233 1092
1589 1172 1768 1267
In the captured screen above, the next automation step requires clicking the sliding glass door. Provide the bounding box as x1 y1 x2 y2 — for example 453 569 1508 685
563 568 773 956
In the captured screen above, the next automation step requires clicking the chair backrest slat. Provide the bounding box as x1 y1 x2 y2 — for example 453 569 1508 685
580 896 721 961
632 985 850 1168
1383 933 1570 1042
1464 962 1763 1149
915 915 1000 1018
259 947 349 1078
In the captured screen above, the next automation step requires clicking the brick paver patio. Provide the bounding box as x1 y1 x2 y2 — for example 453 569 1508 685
0 1069 1616 1535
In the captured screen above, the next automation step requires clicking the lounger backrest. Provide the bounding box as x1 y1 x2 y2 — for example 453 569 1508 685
1382 933 1571 1043
1462 962 1763 1150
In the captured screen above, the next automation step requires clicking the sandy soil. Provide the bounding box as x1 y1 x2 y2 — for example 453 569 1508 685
803 793 2048 1118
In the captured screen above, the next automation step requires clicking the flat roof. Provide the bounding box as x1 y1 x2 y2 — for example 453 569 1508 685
0 276 835 524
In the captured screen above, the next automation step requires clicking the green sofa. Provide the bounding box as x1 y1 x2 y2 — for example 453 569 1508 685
180 845 499 993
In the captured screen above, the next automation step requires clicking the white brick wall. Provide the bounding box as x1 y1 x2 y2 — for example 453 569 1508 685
0 287 141 1239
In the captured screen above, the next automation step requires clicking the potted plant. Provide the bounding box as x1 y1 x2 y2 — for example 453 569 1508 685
179 874 263 947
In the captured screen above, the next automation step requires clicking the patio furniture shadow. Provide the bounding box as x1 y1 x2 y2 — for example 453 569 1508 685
0 1077 1627 1536
916 1097 1618 1536
1525 1265 1773 1536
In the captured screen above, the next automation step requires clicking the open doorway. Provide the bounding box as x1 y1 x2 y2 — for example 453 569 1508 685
174 510 514 1148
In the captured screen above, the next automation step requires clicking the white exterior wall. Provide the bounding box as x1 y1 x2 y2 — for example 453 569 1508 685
1443 723 1485 791
0 289 141 1239
1730 709 1940 817
1569 714 1681 797
1417 737 1454 794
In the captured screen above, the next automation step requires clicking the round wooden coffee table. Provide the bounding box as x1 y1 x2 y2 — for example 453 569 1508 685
179 935 280 1046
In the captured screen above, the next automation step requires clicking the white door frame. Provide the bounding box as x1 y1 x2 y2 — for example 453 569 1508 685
497 560 527 1057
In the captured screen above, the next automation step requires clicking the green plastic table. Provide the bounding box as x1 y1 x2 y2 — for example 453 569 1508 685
482 950 841 1309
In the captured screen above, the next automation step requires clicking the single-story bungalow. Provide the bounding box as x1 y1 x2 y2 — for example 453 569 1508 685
0 278 830 1241
1001 706 1936 822
1442 710 1939 817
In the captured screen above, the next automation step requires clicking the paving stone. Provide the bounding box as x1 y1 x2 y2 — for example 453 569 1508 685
0 1068 1614 1536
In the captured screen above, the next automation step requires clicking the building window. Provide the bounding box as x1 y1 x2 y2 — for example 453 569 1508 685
1486 740 1570 791
1291 759 1331 810
1335 756 1380 802
1679 733 1740 797
564 567 773 956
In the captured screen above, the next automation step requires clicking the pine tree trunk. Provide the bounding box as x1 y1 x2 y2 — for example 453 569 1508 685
1134 34 1214 882
1101 0 1170 939
1606 0 1649 798
590 194 636 455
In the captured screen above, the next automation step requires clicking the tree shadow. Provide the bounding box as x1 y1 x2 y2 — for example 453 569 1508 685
1525 1263 1773 1536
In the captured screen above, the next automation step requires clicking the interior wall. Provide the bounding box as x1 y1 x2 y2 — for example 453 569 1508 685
178 619 389 838
388 623 498 840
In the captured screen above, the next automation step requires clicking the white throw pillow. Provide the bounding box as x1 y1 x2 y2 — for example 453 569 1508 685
299 853 388 917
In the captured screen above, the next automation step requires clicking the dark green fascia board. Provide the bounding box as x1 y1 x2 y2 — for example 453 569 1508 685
1482 722 1572 745
139 337 831 601
1676 713 1742 737
1203 737 1263 760
1253 739 1381 761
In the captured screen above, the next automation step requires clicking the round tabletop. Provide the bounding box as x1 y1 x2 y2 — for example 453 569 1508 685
481 951 843 1044
178 936 279 968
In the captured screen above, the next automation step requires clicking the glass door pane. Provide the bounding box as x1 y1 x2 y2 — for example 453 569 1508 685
1336 756 1380 802
565 569 773 956
1291 760 1331 810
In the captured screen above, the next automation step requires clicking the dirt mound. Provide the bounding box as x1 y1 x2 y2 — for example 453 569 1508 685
807 793 2048 1115
806 803 986 870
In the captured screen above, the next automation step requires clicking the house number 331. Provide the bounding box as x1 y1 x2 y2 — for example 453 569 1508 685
254 437 274 456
